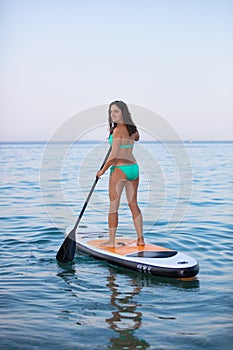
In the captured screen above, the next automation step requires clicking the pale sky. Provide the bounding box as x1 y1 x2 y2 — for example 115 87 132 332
1 0 232 141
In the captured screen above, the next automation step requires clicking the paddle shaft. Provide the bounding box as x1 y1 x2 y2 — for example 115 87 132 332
72 146 111 233
56 146 111 263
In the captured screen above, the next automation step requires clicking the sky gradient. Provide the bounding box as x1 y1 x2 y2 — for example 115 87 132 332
1 0 232 141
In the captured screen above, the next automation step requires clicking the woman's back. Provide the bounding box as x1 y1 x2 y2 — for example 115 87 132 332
111 125 138 166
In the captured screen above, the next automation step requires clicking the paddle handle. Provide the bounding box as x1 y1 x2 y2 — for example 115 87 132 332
73 146 112 232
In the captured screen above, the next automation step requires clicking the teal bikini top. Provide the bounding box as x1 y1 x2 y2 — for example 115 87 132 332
108 134 134 149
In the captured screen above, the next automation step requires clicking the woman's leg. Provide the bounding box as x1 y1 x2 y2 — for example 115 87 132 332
125 178 144 246
100 168 126 247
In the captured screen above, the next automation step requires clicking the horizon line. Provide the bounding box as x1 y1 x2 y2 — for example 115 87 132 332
0 139 233 144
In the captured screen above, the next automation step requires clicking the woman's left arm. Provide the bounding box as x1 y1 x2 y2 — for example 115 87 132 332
96 129 121 178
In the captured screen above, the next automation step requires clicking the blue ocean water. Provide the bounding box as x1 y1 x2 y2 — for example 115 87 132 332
0 141 232 350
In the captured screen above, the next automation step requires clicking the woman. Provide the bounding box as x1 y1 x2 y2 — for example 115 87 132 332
96 100 144 247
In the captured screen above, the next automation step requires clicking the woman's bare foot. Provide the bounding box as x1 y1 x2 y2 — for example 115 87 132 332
100 240 115 247
137 236 145 246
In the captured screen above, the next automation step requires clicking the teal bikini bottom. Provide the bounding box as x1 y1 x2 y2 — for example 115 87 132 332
110 164 139 181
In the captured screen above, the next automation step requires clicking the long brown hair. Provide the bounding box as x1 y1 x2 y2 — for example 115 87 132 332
108 101 138 136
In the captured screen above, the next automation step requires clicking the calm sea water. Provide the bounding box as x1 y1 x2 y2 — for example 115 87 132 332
0 141 232 350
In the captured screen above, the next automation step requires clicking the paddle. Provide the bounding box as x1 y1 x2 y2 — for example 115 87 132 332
56 146 112 263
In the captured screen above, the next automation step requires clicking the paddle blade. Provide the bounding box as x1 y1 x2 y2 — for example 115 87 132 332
56 229 76 263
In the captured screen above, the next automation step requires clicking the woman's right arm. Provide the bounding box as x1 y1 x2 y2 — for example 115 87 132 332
133 130 140 141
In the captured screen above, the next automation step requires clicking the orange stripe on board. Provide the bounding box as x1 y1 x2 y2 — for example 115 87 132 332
87 238 171 256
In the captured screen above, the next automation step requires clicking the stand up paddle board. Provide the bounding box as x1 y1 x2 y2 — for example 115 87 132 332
68 226 199 279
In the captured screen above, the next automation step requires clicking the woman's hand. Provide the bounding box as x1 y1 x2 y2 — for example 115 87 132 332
96 169 104 179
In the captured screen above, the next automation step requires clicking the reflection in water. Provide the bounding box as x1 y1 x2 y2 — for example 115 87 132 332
57 261 199 349
105 268 199 349
106 269 150 350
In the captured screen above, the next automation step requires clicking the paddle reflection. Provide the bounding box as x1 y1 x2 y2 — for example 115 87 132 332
105 268 150 350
